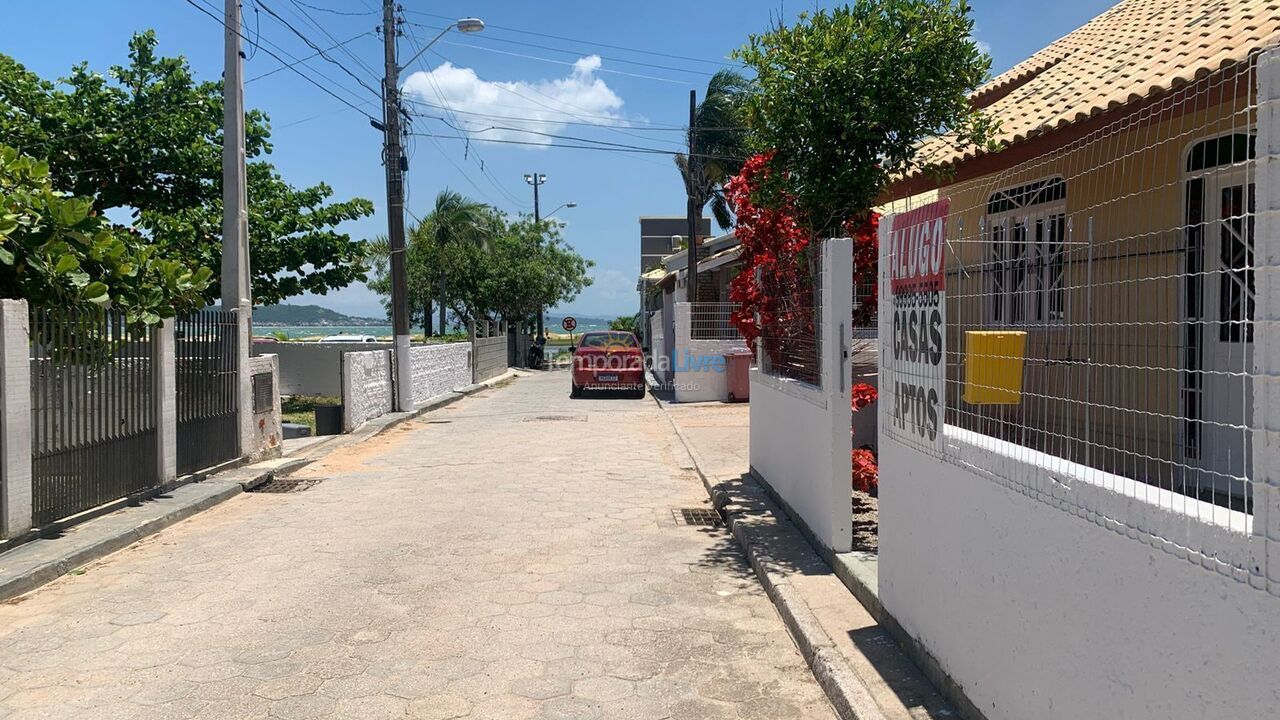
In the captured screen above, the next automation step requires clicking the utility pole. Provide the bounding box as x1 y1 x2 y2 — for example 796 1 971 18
222 0 253 458
381 0 413 412
525 172 546 338
685 89 699 305
222 0 250 311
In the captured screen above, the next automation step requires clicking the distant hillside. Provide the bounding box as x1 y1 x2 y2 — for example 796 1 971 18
253 304 385 327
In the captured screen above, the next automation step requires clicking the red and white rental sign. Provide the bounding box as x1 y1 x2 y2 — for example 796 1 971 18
883 199 949 452
889 200 948 294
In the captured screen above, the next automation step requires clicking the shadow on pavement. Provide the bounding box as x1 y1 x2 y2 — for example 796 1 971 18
704 472 836 578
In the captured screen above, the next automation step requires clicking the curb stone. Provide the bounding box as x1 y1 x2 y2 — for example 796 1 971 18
0 370 520 602
649 394 888 720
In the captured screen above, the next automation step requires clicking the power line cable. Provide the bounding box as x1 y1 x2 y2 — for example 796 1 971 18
431 38 692 85
401 9 742 68
421 49 689 149
293 0 377 16
182 0 378 120
275 99 375 128
401 21 528 209
246 2 262 60
406 130 747 161
404 21 714 77
246 30 373 83
400 96 689 131
283 0 382 82
253 0 382 99
403 97 747 135
454 123 687 151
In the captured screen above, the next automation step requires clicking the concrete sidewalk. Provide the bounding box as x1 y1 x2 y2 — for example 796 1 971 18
655 397 956 720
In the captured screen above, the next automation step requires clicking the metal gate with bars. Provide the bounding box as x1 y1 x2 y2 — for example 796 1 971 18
29 307 159 526
176 310 239 475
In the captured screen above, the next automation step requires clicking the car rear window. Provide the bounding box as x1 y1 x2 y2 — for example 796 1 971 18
579 332 639 349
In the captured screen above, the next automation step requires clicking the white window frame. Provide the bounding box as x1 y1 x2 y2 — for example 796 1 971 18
986 177 1068 328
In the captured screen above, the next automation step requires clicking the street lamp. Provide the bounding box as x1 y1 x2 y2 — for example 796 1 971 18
381 11 484 412
401 18 485 70
546 201 577 219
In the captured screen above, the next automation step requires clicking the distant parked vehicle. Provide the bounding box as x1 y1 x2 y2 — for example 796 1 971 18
321 334 378 343
570 331 645 399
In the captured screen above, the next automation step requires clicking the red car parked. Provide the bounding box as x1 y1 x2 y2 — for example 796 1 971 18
570 331 646 398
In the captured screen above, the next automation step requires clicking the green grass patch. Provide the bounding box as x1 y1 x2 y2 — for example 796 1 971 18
281 395 339 433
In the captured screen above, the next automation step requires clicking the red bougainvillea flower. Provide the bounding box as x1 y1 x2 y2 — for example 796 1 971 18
851 448 878 495
851 383 878 411
725 152 882 356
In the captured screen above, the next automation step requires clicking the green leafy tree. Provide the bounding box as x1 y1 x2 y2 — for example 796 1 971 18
674 70 754 230
609 315 640 334
734 1 998 237
0 31 372 305
475 216 593 326
0 145 211 325
369 202 593 332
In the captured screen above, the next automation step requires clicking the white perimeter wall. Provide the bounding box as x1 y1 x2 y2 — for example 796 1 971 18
341 349 393 432
750 371 851 552
747 238 853 553
267 342 393 397
409 343 471 406
879 433 1280 720
673 302 747 403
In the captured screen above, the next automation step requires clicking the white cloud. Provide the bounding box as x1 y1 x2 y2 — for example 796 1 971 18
402 56 627 146
970 26 992 56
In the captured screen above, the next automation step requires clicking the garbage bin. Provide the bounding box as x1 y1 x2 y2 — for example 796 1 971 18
724 350 752 402
314 403 343 436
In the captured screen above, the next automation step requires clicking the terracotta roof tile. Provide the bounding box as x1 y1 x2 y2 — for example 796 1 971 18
922 0 1280 170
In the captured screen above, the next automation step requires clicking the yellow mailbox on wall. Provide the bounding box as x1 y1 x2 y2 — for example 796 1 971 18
963 331 1028 405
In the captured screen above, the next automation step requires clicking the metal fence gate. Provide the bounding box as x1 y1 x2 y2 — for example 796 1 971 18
30 307 159 526
176 310 239 475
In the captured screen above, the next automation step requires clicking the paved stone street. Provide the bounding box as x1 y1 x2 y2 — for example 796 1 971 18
0 372 834 719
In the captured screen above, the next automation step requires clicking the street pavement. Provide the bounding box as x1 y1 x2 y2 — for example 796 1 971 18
0 371 835 719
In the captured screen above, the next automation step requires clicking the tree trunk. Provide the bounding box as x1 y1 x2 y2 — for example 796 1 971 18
438 270 447 335
424 300 433 337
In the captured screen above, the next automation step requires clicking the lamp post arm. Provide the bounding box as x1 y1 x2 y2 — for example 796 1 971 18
399 26 453 77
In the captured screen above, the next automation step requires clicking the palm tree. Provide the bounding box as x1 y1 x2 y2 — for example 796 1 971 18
675 69 753 231
423 189 489 335
367 231 436 335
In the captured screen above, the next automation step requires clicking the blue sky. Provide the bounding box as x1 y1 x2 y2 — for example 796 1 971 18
4 0 1116 320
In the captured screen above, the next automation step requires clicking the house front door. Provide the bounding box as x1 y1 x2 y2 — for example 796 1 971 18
1185 168 1254 501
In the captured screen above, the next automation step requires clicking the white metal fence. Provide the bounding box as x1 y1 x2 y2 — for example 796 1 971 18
880 45 1280 588
688 302 743 341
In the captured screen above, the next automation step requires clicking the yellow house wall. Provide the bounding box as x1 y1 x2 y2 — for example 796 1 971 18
896 97 1254 483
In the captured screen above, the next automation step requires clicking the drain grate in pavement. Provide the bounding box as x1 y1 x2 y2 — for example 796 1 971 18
672 507 723 527
249 477 322 494
522 414 587 423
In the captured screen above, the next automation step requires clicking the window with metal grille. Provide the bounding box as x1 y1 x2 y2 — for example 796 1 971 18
986 177 1067 326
